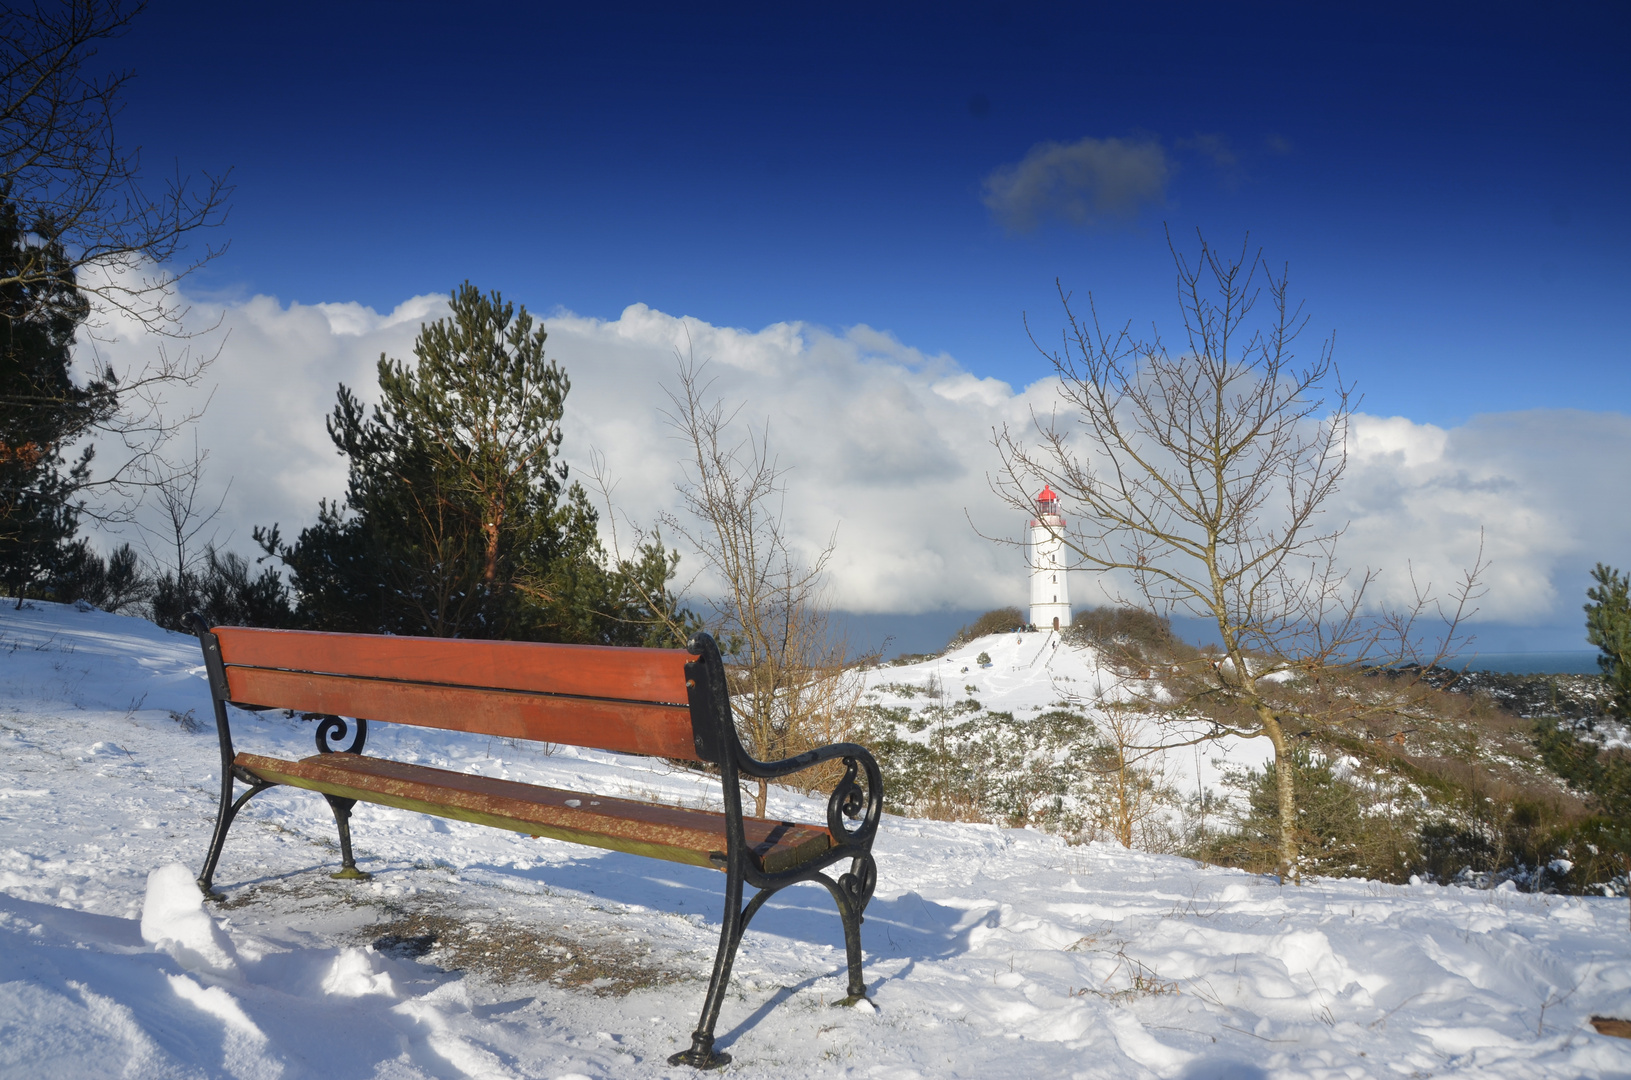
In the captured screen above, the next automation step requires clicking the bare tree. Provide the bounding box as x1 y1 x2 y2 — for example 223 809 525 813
1089 704 1178 850
1 0 231 333
71 340 218 526
136 428 226 583
659 356 864 818
995 230 1483 882
0 1 226 554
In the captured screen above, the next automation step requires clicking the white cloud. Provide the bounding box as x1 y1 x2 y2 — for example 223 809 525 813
1339 410 1631 623
540 304 1041 610
982 135 1168 231
76 288 1631 627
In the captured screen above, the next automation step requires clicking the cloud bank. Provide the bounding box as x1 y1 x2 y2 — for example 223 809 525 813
982 135 1169 231
78 290 1630 632
1339 410 1631 625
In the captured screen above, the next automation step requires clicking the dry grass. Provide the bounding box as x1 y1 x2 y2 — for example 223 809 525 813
910 786 990 825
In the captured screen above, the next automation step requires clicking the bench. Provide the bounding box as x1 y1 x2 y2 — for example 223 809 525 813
184 615 883 1070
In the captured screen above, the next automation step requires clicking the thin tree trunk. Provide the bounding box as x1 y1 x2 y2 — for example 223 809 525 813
1116 754 1133 847
1260 709 1298 884
482 504 501 586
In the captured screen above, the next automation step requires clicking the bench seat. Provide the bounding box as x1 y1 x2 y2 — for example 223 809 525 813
235 752 833 873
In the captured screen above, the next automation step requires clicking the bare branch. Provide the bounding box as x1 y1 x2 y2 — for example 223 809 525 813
659 349 864 816
1 1 232 336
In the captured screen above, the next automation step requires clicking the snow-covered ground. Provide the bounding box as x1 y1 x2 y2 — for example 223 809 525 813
3 601 1630 1079
859 628 1276 800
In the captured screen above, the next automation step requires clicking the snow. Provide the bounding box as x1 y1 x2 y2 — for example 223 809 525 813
861 628 1276 818
1 601 1629 1077
320 947 398 998
141 864 240 976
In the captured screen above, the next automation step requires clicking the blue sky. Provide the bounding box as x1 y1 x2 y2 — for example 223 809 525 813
110 2 1628 425
81 3 1631 654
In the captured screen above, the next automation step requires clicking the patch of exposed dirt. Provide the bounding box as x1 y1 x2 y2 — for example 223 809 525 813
361 902 690 995
213 870 397 912
213 866 691 996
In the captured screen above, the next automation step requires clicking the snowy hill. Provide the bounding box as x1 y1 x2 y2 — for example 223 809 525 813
861 628 1276 790
2 602 1630 1078
854 629 1283 851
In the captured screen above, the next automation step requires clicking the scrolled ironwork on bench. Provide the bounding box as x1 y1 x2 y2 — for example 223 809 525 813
181 613 883 1071
313 714 367 755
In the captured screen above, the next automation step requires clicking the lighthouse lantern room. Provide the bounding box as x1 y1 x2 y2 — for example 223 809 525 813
1029 485 1072 631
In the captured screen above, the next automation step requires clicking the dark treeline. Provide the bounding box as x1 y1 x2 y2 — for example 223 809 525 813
0 199 112 603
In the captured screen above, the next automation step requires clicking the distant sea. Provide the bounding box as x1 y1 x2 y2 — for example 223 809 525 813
1457 651 1600 675
832 610 1605 675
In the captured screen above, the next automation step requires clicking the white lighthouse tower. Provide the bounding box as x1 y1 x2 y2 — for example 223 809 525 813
1029 485 1072 632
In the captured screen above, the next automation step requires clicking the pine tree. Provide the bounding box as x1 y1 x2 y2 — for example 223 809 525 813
259 283 689 643
53 540 151 613
151 545 291 631
1586 563 1631 718
0 199 115 602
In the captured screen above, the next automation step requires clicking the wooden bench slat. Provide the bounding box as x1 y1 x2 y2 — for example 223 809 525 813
225 668 700 760
236 752 833 874
212 627 691 705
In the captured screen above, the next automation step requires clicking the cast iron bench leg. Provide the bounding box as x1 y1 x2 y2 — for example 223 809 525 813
670 872 778 1069
197 776 274 899
819 871 871 1003
670 852 876 1068
323 795 371 880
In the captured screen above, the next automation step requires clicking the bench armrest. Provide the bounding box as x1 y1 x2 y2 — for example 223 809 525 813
740 741 884 850
694 633 892 858
185 612 239 759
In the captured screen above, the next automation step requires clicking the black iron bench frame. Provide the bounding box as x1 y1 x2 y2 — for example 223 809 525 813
185 615 883 1070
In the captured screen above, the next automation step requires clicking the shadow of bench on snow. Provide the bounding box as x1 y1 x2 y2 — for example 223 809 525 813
460 848 988 967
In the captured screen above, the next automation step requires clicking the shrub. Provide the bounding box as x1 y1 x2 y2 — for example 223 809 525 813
949 607 1025 648
1195 727 1625 892
1199 746 1419 882
49 542 152 613
152 545 293 631
1066 606 1172 651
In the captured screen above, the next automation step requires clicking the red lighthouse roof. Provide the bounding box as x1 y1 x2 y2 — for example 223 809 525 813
1036 485 1058 503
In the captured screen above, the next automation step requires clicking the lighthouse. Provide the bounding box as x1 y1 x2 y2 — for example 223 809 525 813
1029 485 1072 631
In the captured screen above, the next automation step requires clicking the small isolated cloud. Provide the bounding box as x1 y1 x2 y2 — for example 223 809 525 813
1264 133 1293 156
981 135 1168 231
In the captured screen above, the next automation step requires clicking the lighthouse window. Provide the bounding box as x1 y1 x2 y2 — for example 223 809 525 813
1051 574 1056 583
1052 594 1057 603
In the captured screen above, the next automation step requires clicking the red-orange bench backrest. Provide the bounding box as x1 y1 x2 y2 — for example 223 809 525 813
210 627 699 761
